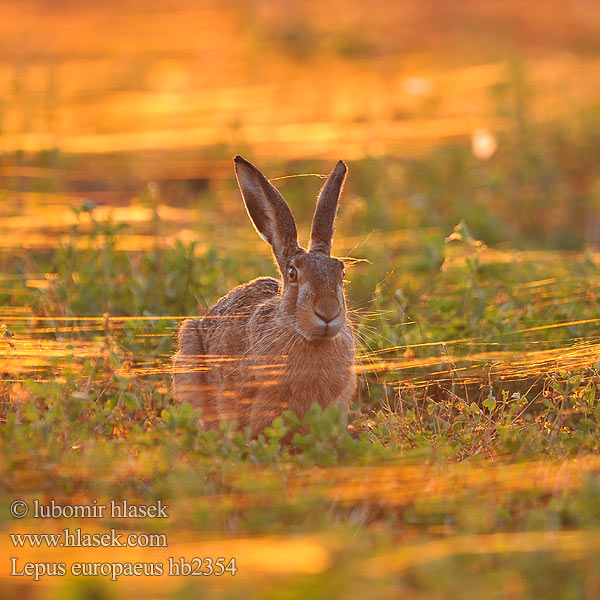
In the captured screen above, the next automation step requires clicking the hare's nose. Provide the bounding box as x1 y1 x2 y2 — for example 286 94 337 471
314 298 340 323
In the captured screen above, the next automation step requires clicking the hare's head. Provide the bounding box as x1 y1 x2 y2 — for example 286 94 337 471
234 155 349 342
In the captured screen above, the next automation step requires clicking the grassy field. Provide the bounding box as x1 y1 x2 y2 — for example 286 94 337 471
3 1 600 598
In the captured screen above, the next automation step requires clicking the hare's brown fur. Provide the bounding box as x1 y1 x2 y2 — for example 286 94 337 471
173 156 356 435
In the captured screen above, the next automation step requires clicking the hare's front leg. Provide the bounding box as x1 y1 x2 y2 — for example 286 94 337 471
248 383 294 436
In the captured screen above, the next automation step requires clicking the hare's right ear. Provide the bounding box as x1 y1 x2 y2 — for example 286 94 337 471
309 160 347 255
234 156 300 273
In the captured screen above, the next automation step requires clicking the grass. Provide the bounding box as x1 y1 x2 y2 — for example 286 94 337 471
2 3 600 592
3 95 600 598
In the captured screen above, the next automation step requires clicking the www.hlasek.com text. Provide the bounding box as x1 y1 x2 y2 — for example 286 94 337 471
10 528 167 548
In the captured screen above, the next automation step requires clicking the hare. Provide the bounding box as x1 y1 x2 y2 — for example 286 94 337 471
173 156 356 435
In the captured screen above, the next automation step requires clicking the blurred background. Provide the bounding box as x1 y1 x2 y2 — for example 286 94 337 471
2 0 600 256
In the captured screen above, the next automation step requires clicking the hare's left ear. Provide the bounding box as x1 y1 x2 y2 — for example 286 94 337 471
234 155 300 273
309 160 347 255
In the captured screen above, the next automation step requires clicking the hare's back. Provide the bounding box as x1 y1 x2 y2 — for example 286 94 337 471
197 276 280 370
207 277 280 319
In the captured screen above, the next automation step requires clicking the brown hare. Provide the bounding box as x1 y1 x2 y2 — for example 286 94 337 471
173 156 356 435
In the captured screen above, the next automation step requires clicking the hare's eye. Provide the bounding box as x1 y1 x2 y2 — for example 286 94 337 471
288 266 298 282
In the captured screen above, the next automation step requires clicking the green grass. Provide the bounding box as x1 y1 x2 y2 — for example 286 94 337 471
3 84 600 598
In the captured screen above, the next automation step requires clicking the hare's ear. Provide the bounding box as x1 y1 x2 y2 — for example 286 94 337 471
234 156 300 272
309 160 347 255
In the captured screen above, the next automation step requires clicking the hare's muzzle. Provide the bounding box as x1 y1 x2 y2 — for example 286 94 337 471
314 297 340 323
312 296 343 337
